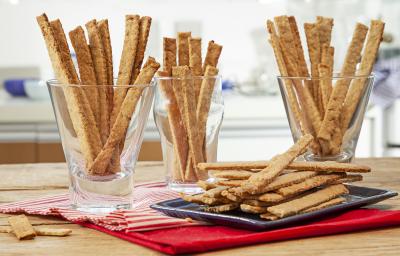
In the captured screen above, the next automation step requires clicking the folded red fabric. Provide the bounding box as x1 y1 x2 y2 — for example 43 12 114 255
82 209 400 255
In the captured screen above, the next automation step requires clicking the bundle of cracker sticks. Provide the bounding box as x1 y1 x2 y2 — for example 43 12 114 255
157 33 222 182
36 13 160 175
267 16 385 156
182 134 371 219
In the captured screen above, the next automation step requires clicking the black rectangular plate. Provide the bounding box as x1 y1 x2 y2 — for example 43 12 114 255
150 185 397 231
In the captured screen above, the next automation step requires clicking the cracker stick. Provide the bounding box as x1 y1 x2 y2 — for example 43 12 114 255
276 174 344 197
240 204 269 214
304 23 321 101
112 15 140 127
221 190 243 202
158 71 188 180
97 19 114 115
267 184 349 218
217 180 244 187
178 32 191 66
198 160 371 173
274 16 322 135
259 213 279 221
202 40 223 73
203 186 228 198
172 66 204 177
330 174 363 184
8 215 36 240
68 26 101 131
302 197 345 214
258 192 287 203
182 193 228 205
267 21 311 137
316 16 334 52
197 180 217 190
319 46 334 110
37 14 102 168
341 20 385 134
203 203 239 213
189 37 203 103
131 16 152 82
163 37 177 75
212 170 254 180
242 199 270 207
34 227 72 237
89 57 160 174
317 23 368 155
241 134 313 194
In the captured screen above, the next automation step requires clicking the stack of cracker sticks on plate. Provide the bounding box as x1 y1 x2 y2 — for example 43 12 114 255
36 13 160 175
157 33 222 182
267 15 385 156
182 134 371 219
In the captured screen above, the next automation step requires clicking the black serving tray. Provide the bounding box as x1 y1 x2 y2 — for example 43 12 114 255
150 185 397 231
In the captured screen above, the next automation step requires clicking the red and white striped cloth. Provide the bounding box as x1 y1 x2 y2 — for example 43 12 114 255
0 181 204 232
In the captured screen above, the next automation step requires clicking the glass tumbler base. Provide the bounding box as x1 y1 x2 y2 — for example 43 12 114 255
304 151 354 163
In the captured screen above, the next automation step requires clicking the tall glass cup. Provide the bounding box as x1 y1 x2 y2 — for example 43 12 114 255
153 75 224 193
278 73 374 162
47 80 154 213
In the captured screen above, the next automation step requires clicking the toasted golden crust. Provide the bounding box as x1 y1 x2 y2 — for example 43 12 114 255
241 134 313 194
177 32 191 66
163 37 177 75
267 184 349 218
131 16 152 83
202 40 222 73
317 23 368 155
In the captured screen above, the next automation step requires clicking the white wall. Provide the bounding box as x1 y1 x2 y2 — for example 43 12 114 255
0 0 398 82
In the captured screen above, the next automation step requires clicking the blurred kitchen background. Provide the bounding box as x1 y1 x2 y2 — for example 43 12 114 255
0 0 399 163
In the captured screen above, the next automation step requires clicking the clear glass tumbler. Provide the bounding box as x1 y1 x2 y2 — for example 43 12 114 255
277 73 374 163
153 75 224 193
47 80 154 213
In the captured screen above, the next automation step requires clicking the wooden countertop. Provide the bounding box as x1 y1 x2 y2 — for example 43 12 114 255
0 159 399 255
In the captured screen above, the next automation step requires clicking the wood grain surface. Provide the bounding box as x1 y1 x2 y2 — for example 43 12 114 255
0 159 399 255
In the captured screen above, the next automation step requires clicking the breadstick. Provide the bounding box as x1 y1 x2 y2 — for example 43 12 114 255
158 70 188 180
330 174 363 184
203 203 239 213
198 160 371 173
197 180 217 190
177 32 191 65
163 37 177 75
203 40 222 73
189 37 203 104
319 46 334 110
89 57 160 174
341 20 385 134
267 184 349 218
97 19 114 115
267 20 310 136
304 23 322 104
34 227 72 237
216 180 243 187
240 204 269 214
172 66 204 178
316 16 334 52
212 170 254 180
274 16 322 135
85 19 108 143
317 23 368 155
8 215 36 240
302 197 345 213
37 14 102 168
241 134 313 194
131 16 152 82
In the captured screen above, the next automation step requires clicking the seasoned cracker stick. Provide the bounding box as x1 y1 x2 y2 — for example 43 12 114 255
68 26 101 130
330 174 363 184
112 15 140 127
197 180 217 190
288 16 311 79
241 134 313 194
240 204 269 214
341 20 385 134
319 46 334 110
317 23 368 155
242 200 270 207
302 197 345 213
212 170 254 180
262 171 318 192
258 192 286 203
178 32 191 66
8 215 36 240
276 174 344 197
182 193 228 206
203 203 239 213
216 180 244 187
88 57 160 174
189 37 203 103
173 66 204 176
97 19 114 115
34 227 72 237
259 212 279 221
274 16 322 135
267 20 310 136
158 70 188 180
203 40 223 73
316 16 334 52
86 19 109 144
267 184 349 218
221 190 243 202
198 160 371 173
163 37 177 75
203 186 228 198
304 23 321 101
131 16 152 82
37 14 102 168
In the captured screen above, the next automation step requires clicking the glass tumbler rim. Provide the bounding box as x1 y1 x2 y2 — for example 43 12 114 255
153 74 221 81
46 78 154 89
277 72 374 80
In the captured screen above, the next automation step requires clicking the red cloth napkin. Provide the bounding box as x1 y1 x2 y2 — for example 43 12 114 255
81 209 400 255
